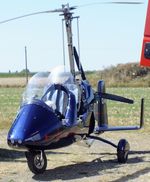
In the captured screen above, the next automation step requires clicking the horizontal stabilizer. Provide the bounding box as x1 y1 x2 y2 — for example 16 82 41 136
95 126 140 132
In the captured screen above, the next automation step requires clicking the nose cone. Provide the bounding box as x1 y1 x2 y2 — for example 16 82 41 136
8 100 62 148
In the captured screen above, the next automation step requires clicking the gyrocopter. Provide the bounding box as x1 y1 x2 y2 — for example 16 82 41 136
0 2 145 174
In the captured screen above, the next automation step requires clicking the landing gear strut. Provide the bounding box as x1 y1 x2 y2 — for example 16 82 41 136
87 135 130 163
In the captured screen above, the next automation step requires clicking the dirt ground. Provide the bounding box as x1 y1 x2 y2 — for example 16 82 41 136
0 130 150 182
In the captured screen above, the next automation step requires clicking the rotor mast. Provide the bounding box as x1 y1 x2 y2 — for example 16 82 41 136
61 4 75 78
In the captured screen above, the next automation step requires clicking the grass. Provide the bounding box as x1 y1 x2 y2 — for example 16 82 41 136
107 87 150 132
0 87 24 129
0 72 34 78
0 87 149 132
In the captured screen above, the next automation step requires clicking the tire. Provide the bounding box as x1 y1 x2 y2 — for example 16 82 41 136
25 150 47 174
117 139 130 163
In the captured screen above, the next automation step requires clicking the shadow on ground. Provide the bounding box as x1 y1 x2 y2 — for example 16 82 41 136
0 148 70 162
0 147 149 181
112 167 150 182
0 148 25 161
33 154 149 181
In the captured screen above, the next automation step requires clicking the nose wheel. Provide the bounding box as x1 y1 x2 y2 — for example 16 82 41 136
117 139 130 163
25 150 47 174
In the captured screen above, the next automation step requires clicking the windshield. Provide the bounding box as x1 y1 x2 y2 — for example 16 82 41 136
21 65 79 106
22 72 50 104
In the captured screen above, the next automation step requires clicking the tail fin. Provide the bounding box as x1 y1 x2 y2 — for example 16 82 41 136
140 0 150 66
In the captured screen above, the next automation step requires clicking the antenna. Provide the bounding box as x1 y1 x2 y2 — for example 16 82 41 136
62 19 66 68
25 46 28 84
76 16 81 71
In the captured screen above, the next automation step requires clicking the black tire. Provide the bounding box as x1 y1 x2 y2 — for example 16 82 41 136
117 139 130 163
25 150 47 174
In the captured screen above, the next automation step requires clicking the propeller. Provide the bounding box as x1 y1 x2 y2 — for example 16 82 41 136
95 92 134 104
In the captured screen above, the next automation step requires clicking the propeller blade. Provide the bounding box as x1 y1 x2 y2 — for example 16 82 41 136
96 92 134 104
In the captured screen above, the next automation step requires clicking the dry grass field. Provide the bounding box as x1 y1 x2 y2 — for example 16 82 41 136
0 77 26 87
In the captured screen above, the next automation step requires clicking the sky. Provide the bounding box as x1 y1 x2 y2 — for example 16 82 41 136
0 0 148 72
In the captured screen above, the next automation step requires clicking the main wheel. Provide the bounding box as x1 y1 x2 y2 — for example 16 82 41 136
117 139 130 163
25 150 47 174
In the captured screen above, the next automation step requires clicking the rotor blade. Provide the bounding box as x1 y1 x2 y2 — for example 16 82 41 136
0 8 64 24
110 1 143 4
79 1 144 8
0 11 54 24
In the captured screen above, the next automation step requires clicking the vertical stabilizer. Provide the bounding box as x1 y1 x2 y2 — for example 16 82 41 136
140 0 150 66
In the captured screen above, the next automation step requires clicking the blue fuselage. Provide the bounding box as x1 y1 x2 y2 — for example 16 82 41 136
7 99 91 150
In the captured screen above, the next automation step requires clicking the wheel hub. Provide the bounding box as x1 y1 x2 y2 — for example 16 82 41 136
34 154 44 169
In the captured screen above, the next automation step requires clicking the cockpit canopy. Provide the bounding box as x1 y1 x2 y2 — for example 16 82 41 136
21 66 79 107
48 66 74 85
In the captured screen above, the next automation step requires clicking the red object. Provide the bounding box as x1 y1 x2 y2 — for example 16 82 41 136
140 0 150 67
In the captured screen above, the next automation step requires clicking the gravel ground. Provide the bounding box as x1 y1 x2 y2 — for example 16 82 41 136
0 130 150 182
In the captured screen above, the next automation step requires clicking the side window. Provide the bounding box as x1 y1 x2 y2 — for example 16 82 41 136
45 89 68 116
45 90 57 110
57 91 68 115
